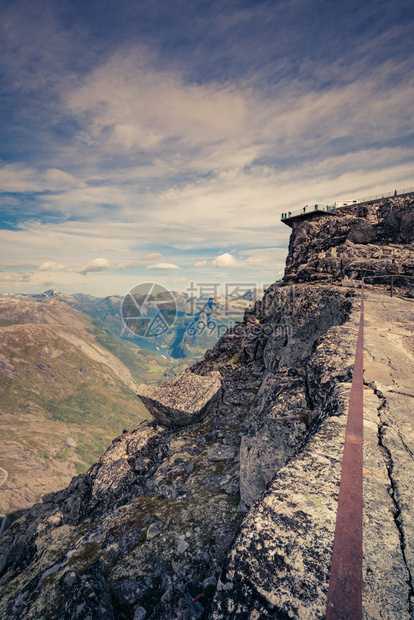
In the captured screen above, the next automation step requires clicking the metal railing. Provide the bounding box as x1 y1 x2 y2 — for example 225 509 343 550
326 280 364 619
357 186 414 205
281 186 414 222
362 274 414 297
281 204 336 220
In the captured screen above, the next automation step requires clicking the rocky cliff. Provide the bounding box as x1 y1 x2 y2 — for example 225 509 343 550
284 193 414 284
0 194 414 619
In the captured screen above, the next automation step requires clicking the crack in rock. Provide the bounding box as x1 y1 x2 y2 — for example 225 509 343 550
375 394 414 615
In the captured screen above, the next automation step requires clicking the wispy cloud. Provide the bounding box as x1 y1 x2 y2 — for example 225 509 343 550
0 164 85 194
138 252 163 262
38 260 67 272
114 260 139 270
71 258 111 275
146 263 182 270
57 50 414 182
0 272 32 283
114 253 163 270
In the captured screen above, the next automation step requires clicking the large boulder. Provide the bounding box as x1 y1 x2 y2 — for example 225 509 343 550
137 370 222 426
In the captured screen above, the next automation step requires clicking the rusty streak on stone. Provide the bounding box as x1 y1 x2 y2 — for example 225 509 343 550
326 280 364 620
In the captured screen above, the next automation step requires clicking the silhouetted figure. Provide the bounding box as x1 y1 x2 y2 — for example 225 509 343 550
394 190 397 196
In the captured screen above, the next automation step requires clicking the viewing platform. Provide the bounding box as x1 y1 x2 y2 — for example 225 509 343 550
281 204 337 227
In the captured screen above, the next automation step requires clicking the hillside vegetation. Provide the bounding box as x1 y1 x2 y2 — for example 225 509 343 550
0 296 172 514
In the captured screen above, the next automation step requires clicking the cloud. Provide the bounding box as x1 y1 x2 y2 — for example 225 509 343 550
241 248 287 266
2 38 414 236
93 253 164 271
146 263 182 270
73 258 111 275
194 260 207 268
172 276 187 283
57 45 414 190
38 260 67 271
211 253 239 268
0 262 38 270
245 255 275 265
0 272 32 283
41 168 85 190
138 252 163 262
115 260 138 270
0 164 85 194
65 49 248 154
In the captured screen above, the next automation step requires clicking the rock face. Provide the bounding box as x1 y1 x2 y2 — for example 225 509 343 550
284 194 414 284
137 369 222 426
1 193 414 619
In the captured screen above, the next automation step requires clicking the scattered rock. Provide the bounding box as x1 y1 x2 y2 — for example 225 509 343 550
220 476 239 495
186 579 203 598
207 444 236 461
133 607 147 620
118 527 144 553
59 570 79 590
36 510 63 535
146 522 162 539
111 578 150 607
177 538 189 554
239 416 307 506
148 585 204 620
203 575 217 590
105 543 120 561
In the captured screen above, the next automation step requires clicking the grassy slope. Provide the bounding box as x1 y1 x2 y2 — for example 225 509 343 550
87 321 171 385
0 298 178 513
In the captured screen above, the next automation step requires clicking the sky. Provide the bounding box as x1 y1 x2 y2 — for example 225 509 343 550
0 0 414 297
